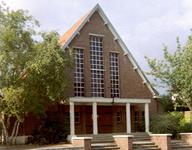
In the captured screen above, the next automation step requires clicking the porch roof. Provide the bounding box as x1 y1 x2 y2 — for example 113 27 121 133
70 97 151 104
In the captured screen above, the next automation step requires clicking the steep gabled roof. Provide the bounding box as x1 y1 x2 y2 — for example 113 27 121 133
60 4 159 97
59 12 90 46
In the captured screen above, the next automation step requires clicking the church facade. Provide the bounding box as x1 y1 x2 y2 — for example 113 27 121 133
17 4 163 137
59 4 162 136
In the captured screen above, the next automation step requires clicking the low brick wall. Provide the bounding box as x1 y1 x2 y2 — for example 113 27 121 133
113 135 133 150
150 134 172 150
7 136 31 145
71 137 92 150
180 133 192 145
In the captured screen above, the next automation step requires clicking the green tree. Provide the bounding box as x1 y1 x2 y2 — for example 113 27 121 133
0 87 25 144
158 95 174 112
146 36 192 120
0 4 73 144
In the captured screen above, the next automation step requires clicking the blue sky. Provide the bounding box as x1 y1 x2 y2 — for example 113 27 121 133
2 0 192 93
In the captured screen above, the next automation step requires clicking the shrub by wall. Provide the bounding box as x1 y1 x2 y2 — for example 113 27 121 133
150 112 182 138
29 114 69 144
150 111 192 138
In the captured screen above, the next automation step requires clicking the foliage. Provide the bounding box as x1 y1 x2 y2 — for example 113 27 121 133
146 36 192 113
1 87 24 121
179 118 192 133
0 87 25 144
0 3 73 144
158 95 174 112
30 114 69 144
151 111 192 138
21 31 74 115
150 112 182 138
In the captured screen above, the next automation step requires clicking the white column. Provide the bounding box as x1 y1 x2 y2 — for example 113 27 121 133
126 103 131 133
145 103 150 133
70 102 75 136
92 102 98 134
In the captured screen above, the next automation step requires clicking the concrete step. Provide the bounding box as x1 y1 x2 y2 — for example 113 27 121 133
92 137 114 140
172 143 192 147
90 135 120 150
133 145 160 149
92 147 120 150
92 143 117 147
79 133 159 150
173 149 192 150
133 148 161 150
92 143 120 150
132 133 151 142
171 140 192 150
133 141 155 145
134 144 158 147
133 137 149 139
92 140 114 143
91 137 114 144
132 133 160 150
133 137 160 150
133 138 151 141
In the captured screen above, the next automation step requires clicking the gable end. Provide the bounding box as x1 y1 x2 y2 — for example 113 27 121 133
60 4 158 97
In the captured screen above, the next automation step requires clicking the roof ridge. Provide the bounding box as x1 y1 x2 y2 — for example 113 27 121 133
59 4 159 97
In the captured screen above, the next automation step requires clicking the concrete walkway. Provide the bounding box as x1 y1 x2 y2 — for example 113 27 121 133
0 143 83 150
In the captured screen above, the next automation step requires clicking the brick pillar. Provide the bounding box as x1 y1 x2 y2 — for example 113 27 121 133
180 133 192 145
150 134 172 150
72 137 92 150
113 135 133 150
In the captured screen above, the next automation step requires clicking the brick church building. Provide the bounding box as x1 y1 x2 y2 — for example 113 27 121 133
59 4 163 136
19 4 163 138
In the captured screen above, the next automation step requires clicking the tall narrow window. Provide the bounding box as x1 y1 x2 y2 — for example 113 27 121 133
116 112 121 123
74 48 84 97
110 52 120 98
90 36 104 97
75 112 80 123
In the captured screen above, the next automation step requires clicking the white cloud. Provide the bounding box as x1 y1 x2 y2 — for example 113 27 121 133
182 0 192 9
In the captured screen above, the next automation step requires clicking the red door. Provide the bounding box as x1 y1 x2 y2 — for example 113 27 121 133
98 106 113 133
85 106 93 134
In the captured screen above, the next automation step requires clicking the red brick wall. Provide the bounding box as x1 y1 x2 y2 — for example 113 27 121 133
69 11 153 99
16 104 70 136
17 102 162 135
75 105 126 134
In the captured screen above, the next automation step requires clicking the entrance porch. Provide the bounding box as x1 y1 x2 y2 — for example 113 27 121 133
69 97 150 135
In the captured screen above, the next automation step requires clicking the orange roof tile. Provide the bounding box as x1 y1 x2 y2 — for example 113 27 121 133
59 11 90 46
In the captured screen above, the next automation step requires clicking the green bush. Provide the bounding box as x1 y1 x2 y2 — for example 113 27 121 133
179 118 192 133
150 112 182 138
30 115 69 144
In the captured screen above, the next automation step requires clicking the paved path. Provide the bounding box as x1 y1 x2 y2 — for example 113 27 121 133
0 144 83 150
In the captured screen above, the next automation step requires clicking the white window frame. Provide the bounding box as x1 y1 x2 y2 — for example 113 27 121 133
74 48 85 97
90 35 105 97
110 52 120 98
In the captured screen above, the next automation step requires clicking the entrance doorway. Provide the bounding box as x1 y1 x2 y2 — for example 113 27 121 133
98 106 113 133
131 105 145 132
85 106 93 134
